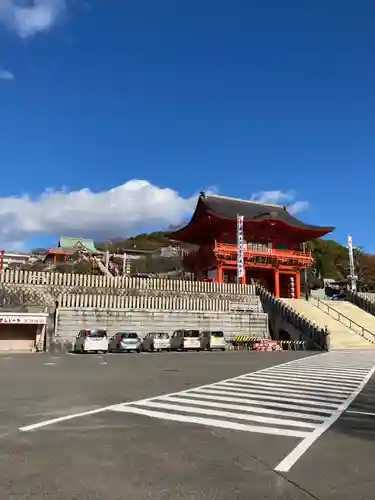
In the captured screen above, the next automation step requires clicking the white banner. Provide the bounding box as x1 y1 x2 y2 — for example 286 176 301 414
237 214 244 279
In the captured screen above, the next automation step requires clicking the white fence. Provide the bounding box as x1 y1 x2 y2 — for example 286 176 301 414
358 292 375 303
0 269 256 295
59 293 262 312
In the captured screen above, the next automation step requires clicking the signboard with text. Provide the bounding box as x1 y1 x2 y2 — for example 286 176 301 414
0 315 47 325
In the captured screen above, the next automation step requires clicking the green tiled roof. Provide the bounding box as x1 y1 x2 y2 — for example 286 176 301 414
58 237 99 254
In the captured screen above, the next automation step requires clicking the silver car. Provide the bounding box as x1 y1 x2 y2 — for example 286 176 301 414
142 332 171 352
108 332 142 353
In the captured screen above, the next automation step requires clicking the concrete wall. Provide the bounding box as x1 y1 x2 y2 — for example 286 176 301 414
0 271 269 352
269 311 321 349
54 307 269 352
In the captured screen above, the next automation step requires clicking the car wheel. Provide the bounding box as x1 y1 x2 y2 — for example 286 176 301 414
221 348 226 352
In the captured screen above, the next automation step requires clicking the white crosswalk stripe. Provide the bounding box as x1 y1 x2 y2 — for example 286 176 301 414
112 351 375 471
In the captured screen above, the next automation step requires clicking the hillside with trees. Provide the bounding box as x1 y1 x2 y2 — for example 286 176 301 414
95 231 171 252
98 232 375 289
305 239 375 291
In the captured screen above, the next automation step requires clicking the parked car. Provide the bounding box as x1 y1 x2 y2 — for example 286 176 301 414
108 332 142 353
200 330 226 351
142 332 171 352
74 329 108 354
171 329 201 351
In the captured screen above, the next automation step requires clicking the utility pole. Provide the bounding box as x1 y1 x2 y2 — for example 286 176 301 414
347 235 357 293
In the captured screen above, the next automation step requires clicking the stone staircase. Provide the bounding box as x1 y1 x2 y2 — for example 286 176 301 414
282 298 375 350
320 300 375 342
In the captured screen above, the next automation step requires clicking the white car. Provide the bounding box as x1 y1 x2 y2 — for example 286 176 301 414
142 332 171 352
200 330 226 351
74 329 108 354
171 330 201 351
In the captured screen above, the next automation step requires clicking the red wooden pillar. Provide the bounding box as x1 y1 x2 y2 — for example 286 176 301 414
274 269 280 297
241 267 246 285
295 271 301 299
217 263 224 283
53 254 57 265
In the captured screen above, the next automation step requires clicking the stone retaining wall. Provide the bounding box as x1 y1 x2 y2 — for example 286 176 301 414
0 271 257 308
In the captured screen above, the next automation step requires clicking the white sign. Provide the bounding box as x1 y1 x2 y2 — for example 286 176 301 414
237 214 244 280
347 235 357 293
0 315 47 325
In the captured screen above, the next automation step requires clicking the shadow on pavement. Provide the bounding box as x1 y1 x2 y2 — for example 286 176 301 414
333 376 375 442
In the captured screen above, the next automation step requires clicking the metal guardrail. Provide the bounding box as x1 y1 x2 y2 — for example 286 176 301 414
309 296 375 344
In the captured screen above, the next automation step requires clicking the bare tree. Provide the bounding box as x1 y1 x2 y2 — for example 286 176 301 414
0 287 29 311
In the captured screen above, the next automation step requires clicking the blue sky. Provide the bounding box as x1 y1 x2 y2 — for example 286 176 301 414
0 1 374 251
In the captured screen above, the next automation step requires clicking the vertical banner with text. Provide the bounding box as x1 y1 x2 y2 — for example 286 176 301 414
237 214 244 282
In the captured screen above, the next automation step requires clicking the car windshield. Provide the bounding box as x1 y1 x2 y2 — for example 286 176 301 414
211 331 224 338
184 330 200 338
121 333 138 339
154 333 169 339
87 330 107 338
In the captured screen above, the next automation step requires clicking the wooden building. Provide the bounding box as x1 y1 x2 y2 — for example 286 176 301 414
44 237 102 265
168 193 334 298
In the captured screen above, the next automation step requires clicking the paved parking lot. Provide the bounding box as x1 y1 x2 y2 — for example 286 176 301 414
0 350 374 499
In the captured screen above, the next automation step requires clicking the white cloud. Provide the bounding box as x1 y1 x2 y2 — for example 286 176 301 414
0 180 200 249
250 190 309 215
0 69 14 80
287 200 309 215
0 182 311 250
0 0 66 37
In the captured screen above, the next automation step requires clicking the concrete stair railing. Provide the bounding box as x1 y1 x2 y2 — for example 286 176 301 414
284 297 375 350
347 290 375 316
255 284 327 350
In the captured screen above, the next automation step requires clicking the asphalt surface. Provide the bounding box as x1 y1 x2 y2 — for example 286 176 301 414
0 350 374 500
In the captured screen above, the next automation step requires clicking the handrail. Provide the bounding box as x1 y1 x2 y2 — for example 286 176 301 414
309 296 375 344
215 242 313 262
255 284 327 350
